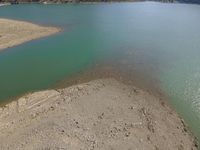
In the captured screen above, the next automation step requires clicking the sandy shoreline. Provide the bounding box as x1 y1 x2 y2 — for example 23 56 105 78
0 18 60 51
0 3 10 6
0 78 198 149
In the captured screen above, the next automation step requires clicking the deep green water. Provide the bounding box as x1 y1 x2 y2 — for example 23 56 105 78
0 2 200 142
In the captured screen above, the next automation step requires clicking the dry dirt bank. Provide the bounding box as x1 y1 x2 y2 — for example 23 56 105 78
0 18 59 51
0 79 198 149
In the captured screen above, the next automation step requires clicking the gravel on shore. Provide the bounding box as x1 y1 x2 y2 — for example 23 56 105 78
0 79 198 150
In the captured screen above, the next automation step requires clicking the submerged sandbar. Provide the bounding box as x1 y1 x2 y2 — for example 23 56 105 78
0 18 60 51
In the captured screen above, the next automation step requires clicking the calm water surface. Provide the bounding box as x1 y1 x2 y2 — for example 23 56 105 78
0 2 200 142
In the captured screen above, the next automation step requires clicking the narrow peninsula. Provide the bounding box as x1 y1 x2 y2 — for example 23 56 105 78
0 18 60 51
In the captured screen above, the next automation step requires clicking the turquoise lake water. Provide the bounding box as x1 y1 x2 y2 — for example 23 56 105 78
0 2 200 142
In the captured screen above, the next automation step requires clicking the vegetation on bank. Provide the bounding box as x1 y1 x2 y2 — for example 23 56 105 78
178 0 200 3
0 0 187 4
1 0 200 4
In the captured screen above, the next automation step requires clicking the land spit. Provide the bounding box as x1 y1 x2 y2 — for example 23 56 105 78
0 79 198 149
0 18 60 51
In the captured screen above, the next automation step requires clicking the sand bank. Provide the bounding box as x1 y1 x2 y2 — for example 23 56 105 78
0 3 10 6
0 18 60 51
0 79 198 149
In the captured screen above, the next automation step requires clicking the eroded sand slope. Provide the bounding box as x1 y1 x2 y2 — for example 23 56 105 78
0 79 198 149
0 18 59 51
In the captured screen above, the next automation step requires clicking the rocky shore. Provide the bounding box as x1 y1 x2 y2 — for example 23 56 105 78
0 79 198 149
0 18 60 51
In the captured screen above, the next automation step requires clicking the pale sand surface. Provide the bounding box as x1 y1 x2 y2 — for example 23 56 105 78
0 18 60 51
0 4 10 7
0 79 198 149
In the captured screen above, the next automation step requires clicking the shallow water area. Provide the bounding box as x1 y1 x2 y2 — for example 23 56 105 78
0 2 200 143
